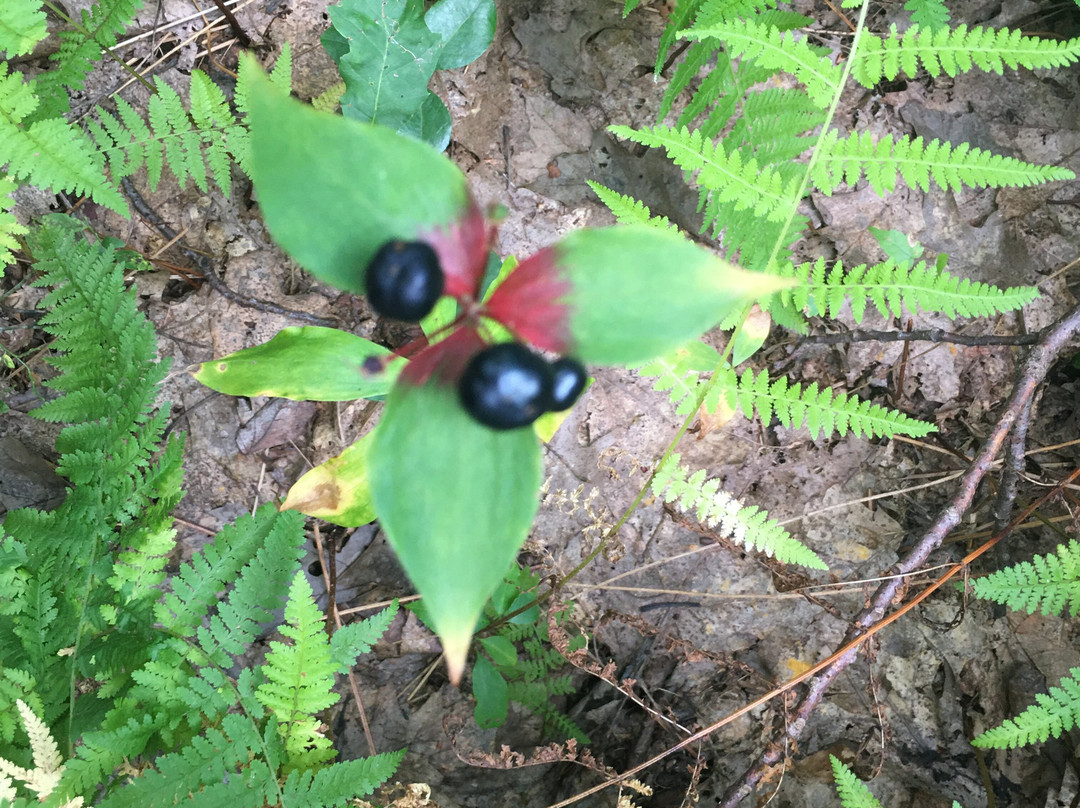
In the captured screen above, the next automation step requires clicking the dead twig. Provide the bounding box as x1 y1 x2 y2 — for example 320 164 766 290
798 326 1042 347
120 178 338 328
718 301 1080 807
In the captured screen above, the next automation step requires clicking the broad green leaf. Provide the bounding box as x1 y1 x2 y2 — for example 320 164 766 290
427 0 497 69
369 379 542 684
868 226 923 268
559 228 791 364
281 433 376 527
486 225 796 365
325 0 446 147
245 59 472 294
730 304 771 366
192 327 402 401
479 635 518 667
472 654 508 728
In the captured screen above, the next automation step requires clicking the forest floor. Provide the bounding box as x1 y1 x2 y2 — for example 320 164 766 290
4 0 1080 806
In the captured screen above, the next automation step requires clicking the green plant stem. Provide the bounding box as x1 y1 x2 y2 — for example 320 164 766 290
39 0 157 95
765 1 871 272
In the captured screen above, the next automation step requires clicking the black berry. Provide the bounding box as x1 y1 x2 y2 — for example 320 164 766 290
364 240 444 322
548 357 587 411
459 343 553 430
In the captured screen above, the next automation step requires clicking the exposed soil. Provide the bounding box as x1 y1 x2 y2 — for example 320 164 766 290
4 1 1080 806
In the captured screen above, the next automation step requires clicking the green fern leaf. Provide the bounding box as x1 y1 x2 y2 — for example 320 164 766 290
680 19 842 108
972 668 1080 749
0 0 47 57
280 750 405 807
0 67 125 213
813 129 1074 195
831 756 883 808
652 454 826 569
330 603 397 671
257 574 339 770
156 507 303 638
778 257 1040 322
31 0 144 120
610 123 798 222
586 181 678 231
95 713 275 808
0 174 28 273
634 341 721 415
718 366 935 439
852 24 1080 88
971 539 1080 617
904 0 949 31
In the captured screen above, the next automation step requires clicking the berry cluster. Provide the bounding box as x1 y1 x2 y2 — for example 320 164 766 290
365 239 587 430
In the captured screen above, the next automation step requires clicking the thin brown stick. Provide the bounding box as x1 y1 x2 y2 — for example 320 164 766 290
799 327 1042 347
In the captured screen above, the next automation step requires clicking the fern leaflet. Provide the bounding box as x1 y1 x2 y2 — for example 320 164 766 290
29 0 144 121
970 539 1080 617
329 602 398 671
652 454 826 569
831 756 883 808
586 181 677 231
851 24 1080 89
0 174 27 273
904 0 949 31
0 0 47 57
972 668 1080 749
256 574 339 770
610 123 798 222
812 129 1074 195
280 751 406 807
680 19 842 108
717 366 935 439
776 257 1040 322
0 67 125 213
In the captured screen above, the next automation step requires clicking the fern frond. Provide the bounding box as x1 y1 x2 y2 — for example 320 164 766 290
851 24 1080 89
652 454 826 569
30 0 144 120
717 366 935 439
257 574 339 770
0 0 47 57
904 0 949 31
329 603 397 671
0 67 125 213
587 181 678 231
830 756 883 808
634 341 719 415
0 174 28 272
972 667 1080 749
610 124 798 222
680 19 842 108
94 713 276 808
155 507 302 638
970 539 1080 617
777 257 1040 322
280 750 406 807
0 700 66 800
812 129 1074 195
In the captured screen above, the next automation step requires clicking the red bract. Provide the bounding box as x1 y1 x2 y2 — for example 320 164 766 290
483 247 571 354
421 198 493 300
395 204 572 386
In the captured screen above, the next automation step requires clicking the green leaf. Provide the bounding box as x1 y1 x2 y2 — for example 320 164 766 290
427 0 497 69
281 432 377 527
244 58 473 294
480 635 518 667
192 326 403 401
0 0 47 57
472 654 508 728
369 378 543 684
868 226 923 268
487 225 794 365
330 603 398 670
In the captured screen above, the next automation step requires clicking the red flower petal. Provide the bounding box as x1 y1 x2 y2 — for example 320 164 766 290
484 247 572 353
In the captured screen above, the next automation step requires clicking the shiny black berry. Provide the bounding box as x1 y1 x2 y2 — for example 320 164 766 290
548 357 587 412
459 343 553 430
364 240 444 322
